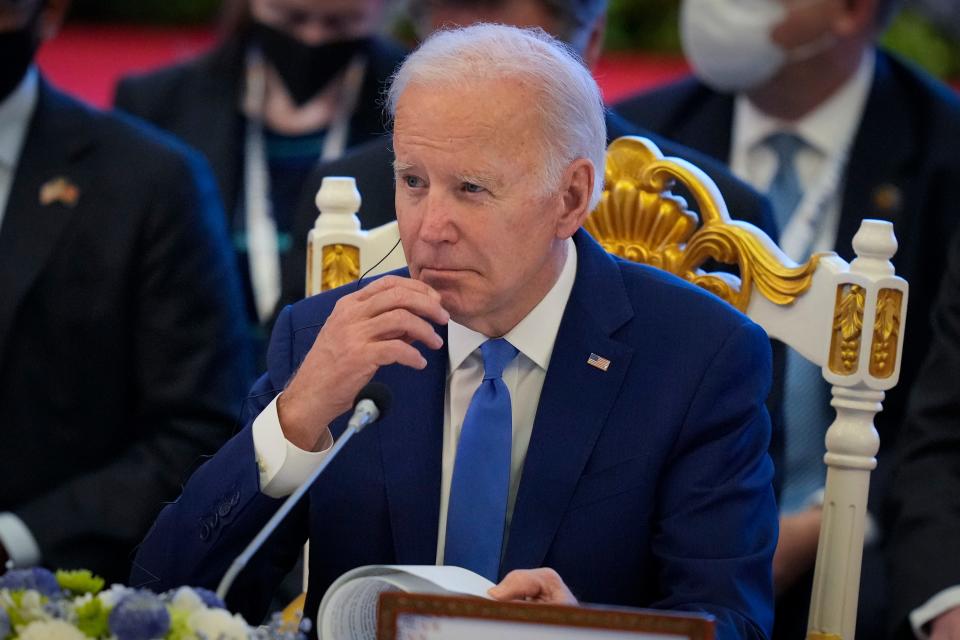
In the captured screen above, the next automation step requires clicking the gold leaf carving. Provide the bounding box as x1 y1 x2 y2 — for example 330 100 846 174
870 288 903 378
828 284 865 375
321 243 360 291
585 136 819 312
306 236 316 296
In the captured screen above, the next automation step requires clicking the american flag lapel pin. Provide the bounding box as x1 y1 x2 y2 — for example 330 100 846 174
587 352 611 372
39 176 80 208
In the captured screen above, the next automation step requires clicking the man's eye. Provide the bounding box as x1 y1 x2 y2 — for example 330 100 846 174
461 182 485 194
404 175 425 188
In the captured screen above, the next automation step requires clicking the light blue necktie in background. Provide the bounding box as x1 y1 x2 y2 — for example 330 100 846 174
445 338 518 580
765 131 834 512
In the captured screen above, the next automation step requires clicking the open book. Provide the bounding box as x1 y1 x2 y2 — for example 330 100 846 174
316 565 495 640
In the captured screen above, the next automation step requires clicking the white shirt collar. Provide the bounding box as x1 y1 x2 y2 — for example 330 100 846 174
448 237 578 373
732 50 875 158
0 66 39 171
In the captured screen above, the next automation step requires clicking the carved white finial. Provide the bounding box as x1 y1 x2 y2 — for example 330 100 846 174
314 177 362 233
851 220 897 277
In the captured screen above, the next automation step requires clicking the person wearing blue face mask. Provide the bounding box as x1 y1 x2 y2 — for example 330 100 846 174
614 0 960 639
114 0 407 364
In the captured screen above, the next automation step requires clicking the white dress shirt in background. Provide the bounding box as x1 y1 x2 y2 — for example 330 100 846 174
730 50 874 261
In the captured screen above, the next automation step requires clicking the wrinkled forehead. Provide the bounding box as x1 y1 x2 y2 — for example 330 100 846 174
393 78 544 150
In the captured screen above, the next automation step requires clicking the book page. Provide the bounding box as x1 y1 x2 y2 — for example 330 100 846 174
317 565 495 640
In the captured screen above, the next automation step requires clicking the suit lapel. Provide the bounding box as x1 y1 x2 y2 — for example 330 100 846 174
376 325 448 564
0 81 93 362
834 52 913 259
502 232 635 574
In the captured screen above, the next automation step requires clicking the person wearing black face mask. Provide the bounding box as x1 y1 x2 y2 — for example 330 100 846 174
114 0 407 365
0 0 253 582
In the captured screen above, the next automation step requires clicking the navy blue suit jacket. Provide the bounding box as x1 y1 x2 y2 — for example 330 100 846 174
132 231 778 640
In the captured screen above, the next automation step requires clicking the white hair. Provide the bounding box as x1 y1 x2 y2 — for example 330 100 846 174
387 23 607 208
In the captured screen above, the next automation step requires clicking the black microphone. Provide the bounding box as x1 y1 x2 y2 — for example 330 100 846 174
216 382 393 601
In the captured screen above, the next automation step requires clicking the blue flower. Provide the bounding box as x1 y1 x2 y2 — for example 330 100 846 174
0 567 61 597
108 591 171 640
0 605 10 639
192 587 227 610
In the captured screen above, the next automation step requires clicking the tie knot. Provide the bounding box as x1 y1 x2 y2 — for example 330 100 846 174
766 131 805 165
480 338 518 380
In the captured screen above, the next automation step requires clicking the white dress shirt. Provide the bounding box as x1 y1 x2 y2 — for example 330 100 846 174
252 237 578 565
0 67 42 568
730 50 874 261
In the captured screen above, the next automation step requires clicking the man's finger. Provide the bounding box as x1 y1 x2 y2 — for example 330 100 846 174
352 274 441 303
362 308 444 350
359 283 449 326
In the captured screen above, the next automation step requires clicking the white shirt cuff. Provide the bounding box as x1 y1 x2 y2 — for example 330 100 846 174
910 586 960 639
0 512 41 567
252 393 331 498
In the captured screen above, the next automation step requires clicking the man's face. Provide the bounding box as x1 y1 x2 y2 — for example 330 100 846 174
249 0 384 45
393 79 571 336
426 0 561 36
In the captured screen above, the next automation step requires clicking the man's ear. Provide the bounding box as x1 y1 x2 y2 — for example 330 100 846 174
556 158 596 239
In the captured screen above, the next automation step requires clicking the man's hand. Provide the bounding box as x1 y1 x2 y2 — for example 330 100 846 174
773 507 822 595
931 606 960 640
488 568 578 605
277 276 448 451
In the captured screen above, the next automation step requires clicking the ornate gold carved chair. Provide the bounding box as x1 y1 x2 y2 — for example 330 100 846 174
588 136 907 640
304 137 908 640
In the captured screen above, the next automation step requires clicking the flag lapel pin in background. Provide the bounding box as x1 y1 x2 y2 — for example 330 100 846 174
39 177 80 208
587 353 611 372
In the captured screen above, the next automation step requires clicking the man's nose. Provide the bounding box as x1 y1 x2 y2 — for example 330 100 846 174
418 192 458 244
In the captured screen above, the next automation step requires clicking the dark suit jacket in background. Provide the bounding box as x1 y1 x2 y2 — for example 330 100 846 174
112 36 408 222
614 49 960 639
282 111 788 497
887 224 960 638
0 80 254 584
131 231 778 640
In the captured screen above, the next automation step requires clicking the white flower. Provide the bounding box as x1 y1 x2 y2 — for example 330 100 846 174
15 590 50 624
170 586 205 613
17 619 87 640
97 583 133 608
189 607 252 640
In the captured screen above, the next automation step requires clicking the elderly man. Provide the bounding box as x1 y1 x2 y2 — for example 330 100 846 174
131 25 777 640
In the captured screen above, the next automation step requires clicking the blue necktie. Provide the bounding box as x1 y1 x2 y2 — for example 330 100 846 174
444 338 518 581
766 132 805 234
765 132 833 511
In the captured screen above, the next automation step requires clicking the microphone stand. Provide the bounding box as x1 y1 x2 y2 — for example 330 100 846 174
215 400 380 601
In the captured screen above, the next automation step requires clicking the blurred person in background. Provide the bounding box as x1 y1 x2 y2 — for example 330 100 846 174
887 225 960 640
114 0 407 361
0 0 253 583
614 0 960 638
